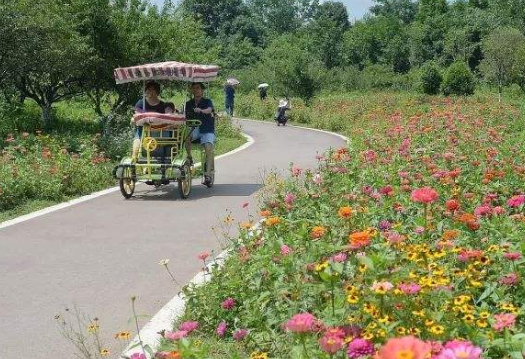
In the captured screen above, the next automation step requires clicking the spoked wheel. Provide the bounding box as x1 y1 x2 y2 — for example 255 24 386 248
178 163 192 199
119 178 135 199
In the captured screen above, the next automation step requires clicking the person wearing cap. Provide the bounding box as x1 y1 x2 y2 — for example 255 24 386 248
185 83 216 185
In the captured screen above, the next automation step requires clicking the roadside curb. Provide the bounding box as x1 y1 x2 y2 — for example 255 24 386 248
120 120 349 358
0 133 254 231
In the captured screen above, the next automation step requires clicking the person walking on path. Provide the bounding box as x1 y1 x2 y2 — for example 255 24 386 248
224 83 235 116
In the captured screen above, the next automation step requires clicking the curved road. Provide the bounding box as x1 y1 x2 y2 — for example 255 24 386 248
0 120 346 358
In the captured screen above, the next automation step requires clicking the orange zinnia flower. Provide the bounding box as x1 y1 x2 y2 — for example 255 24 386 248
349 231 372 249
311 226 326 239
338 206 353 219
266 217 281 226
457 213 476 224
442 229 459 241
260 209 272 217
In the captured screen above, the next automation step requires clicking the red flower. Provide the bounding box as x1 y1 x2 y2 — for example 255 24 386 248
411 187 439 204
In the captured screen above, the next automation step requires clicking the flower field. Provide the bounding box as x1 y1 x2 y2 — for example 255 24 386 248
151 94 525 358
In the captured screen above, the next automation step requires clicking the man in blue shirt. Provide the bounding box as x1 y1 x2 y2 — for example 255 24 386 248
185 83 215 185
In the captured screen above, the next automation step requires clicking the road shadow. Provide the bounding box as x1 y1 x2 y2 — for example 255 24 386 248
130 183 262 202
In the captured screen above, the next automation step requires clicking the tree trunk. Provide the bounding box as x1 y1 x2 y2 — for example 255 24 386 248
41 102 53 130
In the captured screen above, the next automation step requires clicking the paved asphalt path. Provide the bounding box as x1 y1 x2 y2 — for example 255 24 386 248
0 120 345 358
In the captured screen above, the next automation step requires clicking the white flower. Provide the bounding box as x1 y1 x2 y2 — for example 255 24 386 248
158 259 170 266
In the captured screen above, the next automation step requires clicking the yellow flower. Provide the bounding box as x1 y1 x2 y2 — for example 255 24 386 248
344 284 358 294
396 327 407 335
469 279 483 288
479 311 490 319
358 264 367 273
346 314 359 323
412 310 425 317
315 261 329 272
425 319 435 327
408 327 421 335
476 319 488 328
463 314 475 323
250 351 269 359
407 252 418 261
430 325 445 335
87 324 99 333
100 349 110 357
378 315 392 324
347 294 360 304
487 245 500 252
375 328 387 338
114 331 131 340
362 331 374 340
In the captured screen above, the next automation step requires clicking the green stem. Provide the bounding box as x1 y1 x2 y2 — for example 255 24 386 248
131 297 147 358
331 281 335 317
301 335 310 359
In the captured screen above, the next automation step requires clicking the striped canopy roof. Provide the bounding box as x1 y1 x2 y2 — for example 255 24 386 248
114 61 219 84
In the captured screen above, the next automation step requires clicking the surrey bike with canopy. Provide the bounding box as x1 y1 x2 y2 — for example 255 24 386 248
112 61 219 199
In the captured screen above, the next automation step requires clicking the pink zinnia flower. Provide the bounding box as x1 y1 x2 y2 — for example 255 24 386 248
474 205 491 217
319 333 344 354
437 341 482 359
280 244 292 256
376 336 431 359
364 150 377 162
371 281 394 293
221 297 235 310
216 321 227 337
347 338 375 358
233 329 248 341
284 193 296 205
331 252 347 263
313 173 323 185
507 195 525 208
411 187 439 204
291 166 302 177
398 282 421 295
492 206 505 215
165 330 188 340
284 313 319 333
198 252 209 261
179 321 199 333
493 313 516 332
130 353 147 359
386 231 406 244
415 226 425 234
378 220 392 231
499 272 520 286
504 252 522 261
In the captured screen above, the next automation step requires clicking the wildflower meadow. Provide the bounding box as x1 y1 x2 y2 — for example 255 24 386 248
146 94 525 359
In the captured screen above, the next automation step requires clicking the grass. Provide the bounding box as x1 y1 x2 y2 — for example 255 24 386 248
0 97 247 224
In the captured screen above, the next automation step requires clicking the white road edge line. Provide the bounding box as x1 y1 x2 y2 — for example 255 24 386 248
121 121 349 358
0 133 255 231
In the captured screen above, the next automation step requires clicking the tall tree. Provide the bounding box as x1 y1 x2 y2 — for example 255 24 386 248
306 2 349 68
417 0 448 22
371 0 417 24
181 0 245 37
247 0 319 35
10 0 93 128
480 26 525 102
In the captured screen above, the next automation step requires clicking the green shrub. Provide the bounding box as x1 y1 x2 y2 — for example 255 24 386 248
418 62 442 95
441 61 476 96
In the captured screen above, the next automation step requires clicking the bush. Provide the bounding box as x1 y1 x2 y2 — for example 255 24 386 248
418 62 442 95
441 61 476 96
